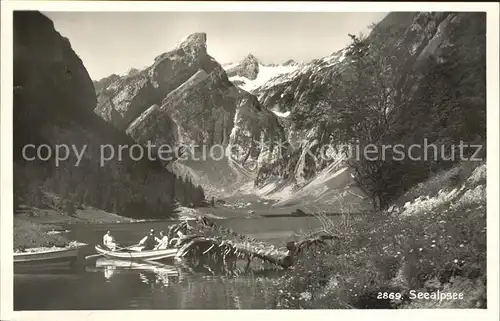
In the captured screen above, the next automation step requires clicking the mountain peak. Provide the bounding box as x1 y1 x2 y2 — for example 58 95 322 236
179 32 207 56
243 54 260 63
226 53 260 80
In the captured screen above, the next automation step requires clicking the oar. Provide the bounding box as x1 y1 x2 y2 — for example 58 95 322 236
85 244 139 260
85 252 105 261
142 259 169 267
116 244 141 252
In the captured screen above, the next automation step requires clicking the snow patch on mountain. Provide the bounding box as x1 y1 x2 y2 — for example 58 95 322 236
226 64 299 93
272 109 291 118
254 49 348 95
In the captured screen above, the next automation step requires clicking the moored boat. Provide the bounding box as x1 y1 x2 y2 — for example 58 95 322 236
14 243 87 269
94 245 178 261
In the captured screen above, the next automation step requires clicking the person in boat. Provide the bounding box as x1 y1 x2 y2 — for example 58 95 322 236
103 230 117 251
138 229 161 251
154 231 169 250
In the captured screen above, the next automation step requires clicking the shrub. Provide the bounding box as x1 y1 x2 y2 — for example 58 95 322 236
271 162 486 309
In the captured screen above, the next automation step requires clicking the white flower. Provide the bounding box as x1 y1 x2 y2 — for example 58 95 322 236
453 259 459 263
300 292 312 301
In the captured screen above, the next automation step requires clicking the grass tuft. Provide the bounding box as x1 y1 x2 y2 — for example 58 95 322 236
14 220 69 251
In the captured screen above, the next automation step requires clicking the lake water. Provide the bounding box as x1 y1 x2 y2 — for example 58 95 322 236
14 215 332 310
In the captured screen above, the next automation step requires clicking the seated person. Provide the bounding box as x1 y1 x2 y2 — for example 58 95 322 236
103 230 117 251
154 231 169 250
138 229 161 251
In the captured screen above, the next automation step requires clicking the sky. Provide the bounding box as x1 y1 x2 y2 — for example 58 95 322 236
43 11 388 81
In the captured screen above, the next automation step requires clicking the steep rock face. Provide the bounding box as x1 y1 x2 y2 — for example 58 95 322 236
94 32 222 130
127 68 235 149
14 11 97 154
254 49 348 118
228 89 288 170
125 104 179 149
14 12 97 120
250 49 349 189
93 74 120 94
14 11 179 219
254 12 486 198
226 54 260 80
126 65 288 172
94 32 287 192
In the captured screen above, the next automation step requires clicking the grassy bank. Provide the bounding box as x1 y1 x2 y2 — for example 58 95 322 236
15 205 137 225
272 162 487 309
14 203 136 251
13 220 70 251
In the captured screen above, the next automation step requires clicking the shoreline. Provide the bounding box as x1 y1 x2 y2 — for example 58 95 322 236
15 205 138 225
14 241 88 254
13 204 230 251
15 204 232 226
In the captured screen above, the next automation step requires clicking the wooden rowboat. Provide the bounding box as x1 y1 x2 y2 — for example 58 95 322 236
94 245 178 261
14 244 87 269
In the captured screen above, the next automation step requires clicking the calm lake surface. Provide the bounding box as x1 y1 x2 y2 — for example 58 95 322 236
14 215 333 310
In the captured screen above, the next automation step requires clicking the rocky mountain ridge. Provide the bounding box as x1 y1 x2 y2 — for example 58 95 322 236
93 32 288 195
91 11 485 210
222 55 302 98
252 11 486 209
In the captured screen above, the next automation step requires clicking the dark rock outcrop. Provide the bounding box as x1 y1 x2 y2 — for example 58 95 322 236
14 11 180 219
228 89 288 169
14 12 97 118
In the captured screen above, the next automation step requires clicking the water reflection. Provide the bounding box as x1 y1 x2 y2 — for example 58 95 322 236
16 215 313 310
15 257 281 309
94 258 180 286
84 257 282 309
104 265 115 280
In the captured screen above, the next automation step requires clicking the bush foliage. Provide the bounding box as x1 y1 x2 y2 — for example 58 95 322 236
272 162 486 309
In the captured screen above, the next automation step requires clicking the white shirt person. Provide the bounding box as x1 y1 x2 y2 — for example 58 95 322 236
154 231 170 250
103 230 117 251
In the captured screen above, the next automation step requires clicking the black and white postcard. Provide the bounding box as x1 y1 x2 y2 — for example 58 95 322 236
1 1 499 321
